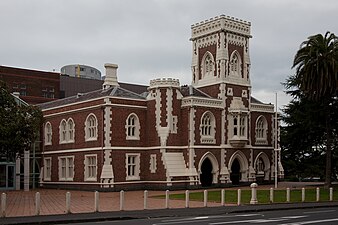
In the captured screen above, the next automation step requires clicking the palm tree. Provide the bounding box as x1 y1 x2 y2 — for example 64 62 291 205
288 32 338 187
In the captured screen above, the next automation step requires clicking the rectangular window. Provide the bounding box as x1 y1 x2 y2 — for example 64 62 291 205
44 157 51 181
171 116 178 133
58 156 74 181
84 155 97 181
150 154 157 173
126 153 140 180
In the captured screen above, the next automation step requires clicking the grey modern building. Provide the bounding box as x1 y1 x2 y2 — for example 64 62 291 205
61 64 101 80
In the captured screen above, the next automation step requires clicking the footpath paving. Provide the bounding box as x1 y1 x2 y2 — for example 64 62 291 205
0 182 337 225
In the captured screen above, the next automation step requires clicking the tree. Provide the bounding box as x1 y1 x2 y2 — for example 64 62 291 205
285 32 338 187
0 81 42 161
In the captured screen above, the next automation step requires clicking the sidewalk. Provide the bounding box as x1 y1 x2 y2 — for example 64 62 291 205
0 182 336 224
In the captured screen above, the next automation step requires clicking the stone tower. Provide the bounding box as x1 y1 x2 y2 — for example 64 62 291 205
191 15 251 91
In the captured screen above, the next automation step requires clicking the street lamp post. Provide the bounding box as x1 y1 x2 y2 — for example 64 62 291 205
274 93 279 189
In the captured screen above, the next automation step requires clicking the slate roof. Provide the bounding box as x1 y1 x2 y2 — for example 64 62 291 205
39 85 146 110
180 85 211 98
251 96 266 104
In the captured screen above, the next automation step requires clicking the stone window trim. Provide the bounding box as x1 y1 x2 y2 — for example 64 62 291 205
67 118 75 143
85 113 98 142
150 154 157 173
201 51 215 78
171 116 178 134
58 156 74 181
44 157 52 181
84 154 97 181
255 115 268 145
231 113 248 138
44 122 52 146
59 118 75 144
199 111 216 144
125 113 140 140
256 157 265 176
229 50 242 77
125 153 141 181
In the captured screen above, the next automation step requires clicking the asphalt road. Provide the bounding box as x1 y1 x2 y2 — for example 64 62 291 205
61 207 338 225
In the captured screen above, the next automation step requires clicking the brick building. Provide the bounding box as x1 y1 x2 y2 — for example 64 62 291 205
39 15 284 190
0 66 60 105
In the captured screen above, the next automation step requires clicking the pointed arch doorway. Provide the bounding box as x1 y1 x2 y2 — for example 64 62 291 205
200 158 213 187
230 158 241 185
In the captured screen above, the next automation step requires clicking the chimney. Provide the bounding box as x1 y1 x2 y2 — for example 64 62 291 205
103 63 119 90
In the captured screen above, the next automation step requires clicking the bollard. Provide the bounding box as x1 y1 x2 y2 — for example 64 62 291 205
66 192 71 214
250 183 258 205
316 187 320 202
144 190 148 210
120 190 125 211
203 190 208 207
330 187 333 202
237 189 241 206
1 193 6 218
94 191 99 212
221 189 225 206
35 192 41 216
269 188 274 203
165 190 170 209
301 188 305 202
185 190 190 208
286 188 290 203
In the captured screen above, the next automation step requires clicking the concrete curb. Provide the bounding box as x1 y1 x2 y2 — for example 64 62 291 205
1 201 338 225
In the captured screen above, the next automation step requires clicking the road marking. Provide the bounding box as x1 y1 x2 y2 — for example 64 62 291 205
210 218 288 224
281 216 307 219
154 214 262 225
278 217 338 225
303 209 336 214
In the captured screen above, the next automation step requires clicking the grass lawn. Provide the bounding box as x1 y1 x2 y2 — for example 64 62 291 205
157 185 338 204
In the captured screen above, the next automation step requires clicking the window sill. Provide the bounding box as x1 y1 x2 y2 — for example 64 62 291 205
84 177 97 182
200 136 216 144
126 136 140 141
85 137 98 142
255 139 268 145
59 178 74 181
126 176 140 181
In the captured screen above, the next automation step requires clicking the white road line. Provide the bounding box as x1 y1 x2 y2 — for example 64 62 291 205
278 217 338 225
303 209 336 214
210 218 288 224
281 216 307 219
160 214 261 223
154 214 262 225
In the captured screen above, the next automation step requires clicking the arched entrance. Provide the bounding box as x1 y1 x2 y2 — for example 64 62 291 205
230 158 241 185
200 158 213 187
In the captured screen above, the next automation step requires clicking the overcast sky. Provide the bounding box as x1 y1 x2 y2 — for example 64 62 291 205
1 0 338 110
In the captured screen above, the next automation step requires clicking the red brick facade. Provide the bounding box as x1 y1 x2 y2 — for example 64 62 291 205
39 15 283 190
0 66 60 105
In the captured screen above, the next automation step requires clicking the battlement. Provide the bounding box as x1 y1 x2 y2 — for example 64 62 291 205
191 15 251 40
149 78 180 89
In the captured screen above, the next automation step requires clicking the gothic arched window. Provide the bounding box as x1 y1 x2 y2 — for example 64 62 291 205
202 52 215 78
255 116 268 144
85 114 98 141
230 51 241 76
125 113 140 140
200 111 216 144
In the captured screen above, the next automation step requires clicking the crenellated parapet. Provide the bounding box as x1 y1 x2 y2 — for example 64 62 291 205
148 78 180 90
191 15 251 40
